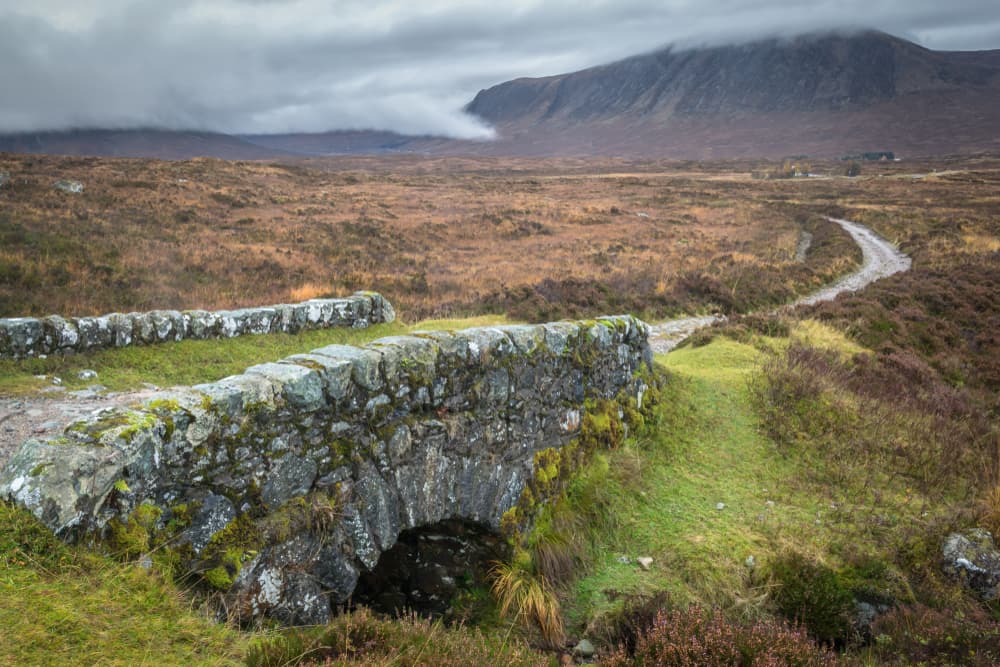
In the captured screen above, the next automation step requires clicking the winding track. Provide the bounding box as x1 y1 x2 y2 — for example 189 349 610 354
648 217 912 353
0 218 911 469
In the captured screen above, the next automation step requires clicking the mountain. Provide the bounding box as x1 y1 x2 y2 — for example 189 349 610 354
2 31 998 160
462 30 1000 157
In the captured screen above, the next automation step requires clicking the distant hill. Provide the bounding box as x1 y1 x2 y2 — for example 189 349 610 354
0 129 293 161
461 30 1000 158
2 31 999 160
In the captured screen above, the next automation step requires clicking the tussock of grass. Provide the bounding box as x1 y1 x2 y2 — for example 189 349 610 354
490 556 566 648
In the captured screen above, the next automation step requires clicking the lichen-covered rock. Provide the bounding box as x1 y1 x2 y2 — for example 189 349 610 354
942 529 1000 600
0 292 395 358
0 318 44 357
0 314 652 626
1 408 166 535
41 315 79 352
76 315 115 350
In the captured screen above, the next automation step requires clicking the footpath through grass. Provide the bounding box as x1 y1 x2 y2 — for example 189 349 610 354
566 337 822 627
563 323 948 640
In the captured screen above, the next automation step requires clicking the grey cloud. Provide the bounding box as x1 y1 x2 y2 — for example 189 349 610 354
1 1 998 137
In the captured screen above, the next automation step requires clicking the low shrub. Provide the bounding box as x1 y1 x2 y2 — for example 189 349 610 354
603 605 836 667
864 603 1000 666
751 342 994 499
767 551 855 646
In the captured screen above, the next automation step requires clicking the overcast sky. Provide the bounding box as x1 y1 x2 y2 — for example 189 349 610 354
1 0 999 138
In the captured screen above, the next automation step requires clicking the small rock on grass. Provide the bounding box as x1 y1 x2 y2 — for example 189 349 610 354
573 638 595 659
77 369 98 381
942 529 1000 601
636 556 653 571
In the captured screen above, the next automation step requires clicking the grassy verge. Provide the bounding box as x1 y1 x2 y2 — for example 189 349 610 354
0 315 513 396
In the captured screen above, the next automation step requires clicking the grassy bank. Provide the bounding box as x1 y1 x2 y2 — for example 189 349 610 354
545 320 997 663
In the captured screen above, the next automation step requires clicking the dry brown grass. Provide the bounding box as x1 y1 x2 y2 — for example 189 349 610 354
2 152 998 324
0 153 864 322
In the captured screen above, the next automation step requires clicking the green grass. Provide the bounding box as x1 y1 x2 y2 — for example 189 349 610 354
2 315 973 663
566 338 820 628
0 315 517 396
0 502 249 666
562 327 946 637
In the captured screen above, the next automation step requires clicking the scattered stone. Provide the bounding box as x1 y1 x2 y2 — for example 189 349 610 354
68 389 100 400
636 556 653 571
745 555 756 570
716 502 726 510
942 529 1000 601
0 171 9 188
573 639 596 659
53 179 84 194
617 555 631 565
77 369 98 381
50 377 62 386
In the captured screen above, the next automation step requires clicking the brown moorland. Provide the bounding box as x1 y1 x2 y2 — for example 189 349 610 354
0 152 872 322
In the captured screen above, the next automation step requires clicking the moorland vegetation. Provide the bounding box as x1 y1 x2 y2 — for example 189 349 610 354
1 153 998 666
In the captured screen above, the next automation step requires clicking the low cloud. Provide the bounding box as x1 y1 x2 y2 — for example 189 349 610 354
1 1 998 137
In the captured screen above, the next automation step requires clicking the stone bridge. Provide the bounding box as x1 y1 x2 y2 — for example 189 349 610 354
0 315 652 624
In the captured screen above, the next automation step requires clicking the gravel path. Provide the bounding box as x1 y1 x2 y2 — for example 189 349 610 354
0 218 911 471
648 217 911 353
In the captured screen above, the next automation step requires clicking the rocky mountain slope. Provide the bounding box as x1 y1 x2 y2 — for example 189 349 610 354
461 30 1000 157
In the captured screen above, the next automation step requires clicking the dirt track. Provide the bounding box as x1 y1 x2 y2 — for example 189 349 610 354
648 217 912 353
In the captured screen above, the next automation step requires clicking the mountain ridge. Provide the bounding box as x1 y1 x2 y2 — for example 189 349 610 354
458 30 1000 157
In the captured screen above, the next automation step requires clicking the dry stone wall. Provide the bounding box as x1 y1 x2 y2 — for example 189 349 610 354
0 291 395 359
0 315 652 625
